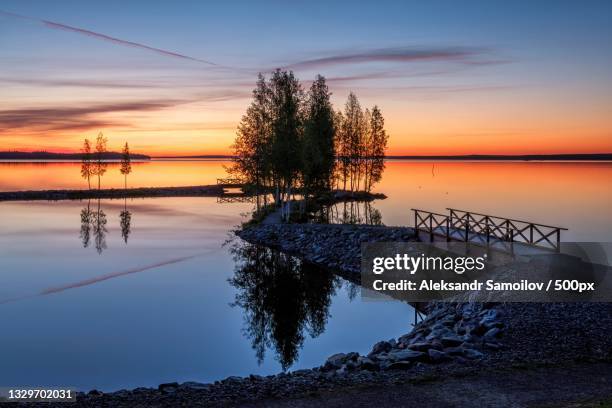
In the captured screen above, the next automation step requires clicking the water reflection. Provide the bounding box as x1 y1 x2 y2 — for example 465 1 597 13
92 200 108 254
79 198 133 253
79 200 93 248
312 201 383 225
120 198 132 244
229 241 341 370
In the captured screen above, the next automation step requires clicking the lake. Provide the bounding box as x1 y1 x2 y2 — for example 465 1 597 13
0 160 610 391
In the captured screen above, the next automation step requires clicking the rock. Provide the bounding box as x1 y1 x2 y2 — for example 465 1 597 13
407 342 435 352
484 327 502 339
426 328 451 341
87 389 103 396
484 341 501 350
180 382 210 390
479 309 503 329
443 346 465 356
325 353 347 368
464 348 485 359
158 382 179 394
345 361 358 371
345 352 360 362
370 352 394 362
440 335 464 347
388 349 428 362
427 349 449 363
386 361 413 370
357 356 379 371
370 340 392 355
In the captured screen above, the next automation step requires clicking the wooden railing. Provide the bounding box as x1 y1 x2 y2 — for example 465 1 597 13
411 208 567 251
216 178 244 186
413 209 450 240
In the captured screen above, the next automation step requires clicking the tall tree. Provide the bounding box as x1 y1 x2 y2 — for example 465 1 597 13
93 132 108 190
80 138 93 189
302 75 335 196
268 70 303 219
230 74 272 195
366 106 388 191
120 142 132 189
340 92 365 192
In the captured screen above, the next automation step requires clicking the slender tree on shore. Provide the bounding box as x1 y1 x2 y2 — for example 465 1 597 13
120 142 132 190
230 74 272 200
80 138 93 189
268 69 303 220
302 75 335 197
366 106 388 192
93 132 108 190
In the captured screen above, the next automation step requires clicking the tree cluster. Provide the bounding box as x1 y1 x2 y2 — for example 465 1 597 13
229 70 388 214
81 133 132 190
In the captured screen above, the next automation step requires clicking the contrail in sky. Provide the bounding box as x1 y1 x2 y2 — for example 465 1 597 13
0 9 221 66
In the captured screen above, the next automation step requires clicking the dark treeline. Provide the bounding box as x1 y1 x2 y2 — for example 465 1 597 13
0 151 149 160
229 70 388 217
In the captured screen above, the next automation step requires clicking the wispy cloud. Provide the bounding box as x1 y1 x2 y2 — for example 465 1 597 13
0 77 164 89
0 9 221 67
0 99 185 132
284 47 492 70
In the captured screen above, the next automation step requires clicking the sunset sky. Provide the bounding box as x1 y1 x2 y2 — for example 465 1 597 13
1 0 611 156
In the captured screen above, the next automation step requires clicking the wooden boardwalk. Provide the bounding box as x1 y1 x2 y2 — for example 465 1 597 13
412 208 567 252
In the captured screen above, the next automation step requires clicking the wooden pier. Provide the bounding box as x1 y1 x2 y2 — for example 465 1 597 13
216 178 245 188
412 208 567 252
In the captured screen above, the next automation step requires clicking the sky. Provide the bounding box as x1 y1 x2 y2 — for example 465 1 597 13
1 0 611 156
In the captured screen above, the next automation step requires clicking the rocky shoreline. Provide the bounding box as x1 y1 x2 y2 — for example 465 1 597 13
236 223 418 276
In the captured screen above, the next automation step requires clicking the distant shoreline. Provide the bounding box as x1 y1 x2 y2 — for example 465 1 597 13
0 151 150 160
153 153 612 161
384 153 612 161
2 152 611 162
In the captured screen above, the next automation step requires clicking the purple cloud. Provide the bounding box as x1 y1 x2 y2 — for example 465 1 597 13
284 47 489 70
0 100 184 132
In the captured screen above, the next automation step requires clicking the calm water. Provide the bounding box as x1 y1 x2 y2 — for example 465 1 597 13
0 160 610 390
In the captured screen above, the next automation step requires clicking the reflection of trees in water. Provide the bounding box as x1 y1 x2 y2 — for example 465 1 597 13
120 198 132 244
312 201 383 225
79 199 107 254
92 199 107 254
79 200 93 248
79 198 133 252
229 242 340 370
